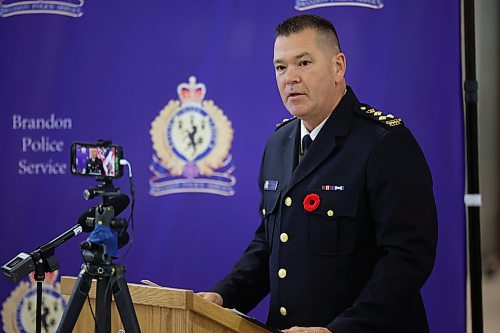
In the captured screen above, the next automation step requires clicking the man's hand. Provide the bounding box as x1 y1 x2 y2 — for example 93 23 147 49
196 292 223 306
283 327 331 333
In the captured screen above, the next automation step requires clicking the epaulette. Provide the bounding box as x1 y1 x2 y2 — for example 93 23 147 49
275 116 297 130
357 104 404 128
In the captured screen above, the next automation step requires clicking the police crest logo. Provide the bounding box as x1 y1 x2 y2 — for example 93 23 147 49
1 271 66 333
150 76 236 196
0 0 84 18
295 0 384 10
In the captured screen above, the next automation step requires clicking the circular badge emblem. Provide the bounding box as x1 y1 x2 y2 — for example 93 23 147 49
166 105 217 162
149 76 236 196
15 286 66 333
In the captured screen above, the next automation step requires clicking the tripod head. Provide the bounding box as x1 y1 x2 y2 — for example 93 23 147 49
80 178 130 263
83 176 121 201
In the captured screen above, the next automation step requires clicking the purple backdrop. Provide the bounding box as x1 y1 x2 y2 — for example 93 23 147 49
0 1 464 332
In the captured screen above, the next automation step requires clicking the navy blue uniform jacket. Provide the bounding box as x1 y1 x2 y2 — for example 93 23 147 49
212 87 438 333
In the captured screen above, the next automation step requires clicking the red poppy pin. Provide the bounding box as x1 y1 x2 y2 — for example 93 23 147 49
303 193 320 212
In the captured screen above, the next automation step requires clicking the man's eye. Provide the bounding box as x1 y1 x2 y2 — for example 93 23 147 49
275 65 286 72
299 60 311 67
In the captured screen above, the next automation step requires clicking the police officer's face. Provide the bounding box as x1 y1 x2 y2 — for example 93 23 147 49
274 28 346 128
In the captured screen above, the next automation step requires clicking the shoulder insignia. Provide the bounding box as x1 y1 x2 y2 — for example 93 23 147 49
275 116 297 130
358 104 403 127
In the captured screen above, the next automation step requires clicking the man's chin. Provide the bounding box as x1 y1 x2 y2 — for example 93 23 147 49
286 108 309 120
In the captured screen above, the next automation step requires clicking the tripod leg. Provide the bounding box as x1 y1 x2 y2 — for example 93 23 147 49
56 269 93 333
112 265 141 332
95 276 112 333
36 280 42 333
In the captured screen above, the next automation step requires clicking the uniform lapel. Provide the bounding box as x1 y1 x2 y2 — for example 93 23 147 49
287 87 358 191
280 121 301 182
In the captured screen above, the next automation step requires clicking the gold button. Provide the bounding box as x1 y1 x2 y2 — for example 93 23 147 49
280 233 289 243
280 307 287 316
262 208 266 215
278 268 287 278
284 197 292 206
327 210 334 217
360 106 366 110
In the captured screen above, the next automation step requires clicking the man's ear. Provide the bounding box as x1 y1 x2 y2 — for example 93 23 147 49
333 52 346 83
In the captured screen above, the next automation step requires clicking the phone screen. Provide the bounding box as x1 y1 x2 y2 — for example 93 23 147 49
71 143 123 178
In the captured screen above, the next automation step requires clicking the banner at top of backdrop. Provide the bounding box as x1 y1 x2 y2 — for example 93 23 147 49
295 0 384 10
0 0 84 18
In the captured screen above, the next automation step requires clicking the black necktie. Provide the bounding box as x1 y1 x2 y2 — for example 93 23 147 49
300 134 313 160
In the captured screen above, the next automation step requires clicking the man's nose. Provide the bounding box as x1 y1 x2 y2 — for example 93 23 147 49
284 67 300 85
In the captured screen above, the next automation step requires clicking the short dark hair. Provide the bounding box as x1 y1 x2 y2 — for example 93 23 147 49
275 14 342 52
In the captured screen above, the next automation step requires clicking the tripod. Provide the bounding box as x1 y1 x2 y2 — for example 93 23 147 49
57 247 140 333
57 185 140 333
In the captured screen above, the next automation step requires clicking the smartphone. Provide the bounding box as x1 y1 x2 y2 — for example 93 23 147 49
70 142 123 178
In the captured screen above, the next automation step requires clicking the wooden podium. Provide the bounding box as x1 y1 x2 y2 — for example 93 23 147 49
60 276 271 333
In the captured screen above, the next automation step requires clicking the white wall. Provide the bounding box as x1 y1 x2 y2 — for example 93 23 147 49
476 0 499 258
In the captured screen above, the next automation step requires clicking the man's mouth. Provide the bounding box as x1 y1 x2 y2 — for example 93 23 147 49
288 92 305 100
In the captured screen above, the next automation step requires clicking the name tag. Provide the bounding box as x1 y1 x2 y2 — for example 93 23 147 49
264 180 278 191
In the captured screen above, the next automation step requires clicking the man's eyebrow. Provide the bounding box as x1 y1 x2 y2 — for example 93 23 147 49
273 58 283 65
273 52 312 65
295 52 312 59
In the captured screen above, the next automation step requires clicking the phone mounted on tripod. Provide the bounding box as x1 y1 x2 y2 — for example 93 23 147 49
2 140 140 333
57 141 140 333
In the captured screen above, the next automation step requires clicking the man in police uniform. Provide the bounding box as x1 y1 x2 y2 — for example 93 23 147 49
199 15 437 333
85 147 105 176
